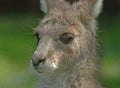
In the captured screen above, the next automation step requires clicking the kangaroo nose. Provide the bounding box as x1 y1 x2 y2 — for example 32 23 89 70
32 58 46 67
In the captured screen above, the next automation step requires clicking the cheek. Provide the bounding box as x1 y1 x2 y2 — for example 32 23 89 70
61 40 80 65
66 39 80 55
49 51 63 68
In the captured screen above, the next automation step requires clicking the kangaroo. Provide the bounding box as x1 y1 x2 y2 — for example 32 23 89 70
31 0 103 88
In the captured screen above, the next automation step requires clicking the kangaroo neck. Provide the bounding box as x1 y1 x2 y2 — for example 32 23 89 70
38 67 96 88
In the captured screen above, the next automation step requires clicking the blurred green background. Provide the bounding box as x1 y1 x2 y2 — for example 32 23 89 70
0 0 120 88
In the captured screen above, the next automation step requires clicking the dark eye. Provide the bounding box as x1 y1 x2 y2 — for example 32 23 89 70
60 33 74 44
33 33 40 44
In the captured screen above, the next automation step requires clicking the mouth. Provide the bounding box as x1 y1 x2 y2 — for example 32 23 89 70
31 59 58 73
32 63 48 73
32 59 46 68
35 68 44 73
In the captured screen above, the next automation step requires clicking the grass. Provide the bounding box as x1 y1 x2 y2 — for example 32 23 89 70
0 14 39 88
0 13 120 88
98 14 120 88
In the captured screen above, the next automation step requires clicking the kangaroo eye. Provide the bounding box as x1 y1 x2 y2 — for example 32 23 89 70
33 33 40 44
60 33 74 44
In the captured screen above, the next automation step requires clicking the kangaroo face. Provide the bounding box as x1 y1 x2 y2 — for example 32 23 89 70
31 18 85 73
31 0 103 74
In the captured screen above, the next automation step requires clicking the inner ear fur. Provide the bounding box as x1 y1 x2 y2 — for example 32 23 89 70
65 0 80 4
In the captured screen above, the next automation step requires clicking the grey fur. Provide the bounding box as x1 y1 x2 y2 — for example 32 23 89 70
31 0 103 88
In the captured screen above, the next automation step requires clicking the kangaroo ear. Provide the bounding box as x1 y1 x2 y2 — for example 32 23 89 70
40 0 48 13
40 0 71 13
65 0 103 18
91 0 103 17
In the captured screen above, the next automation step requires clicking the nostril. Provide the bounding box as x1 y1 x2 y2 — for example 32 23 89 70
32 58 46 67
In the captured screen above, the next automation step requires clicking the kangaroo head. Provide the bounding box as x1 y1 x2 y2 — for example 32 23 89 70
31 0 103 73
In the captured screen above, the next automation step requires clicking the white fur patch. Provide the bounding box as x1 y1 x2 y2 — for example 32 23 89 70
40 0 48 13
51 63 57 69
92 0 103 17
